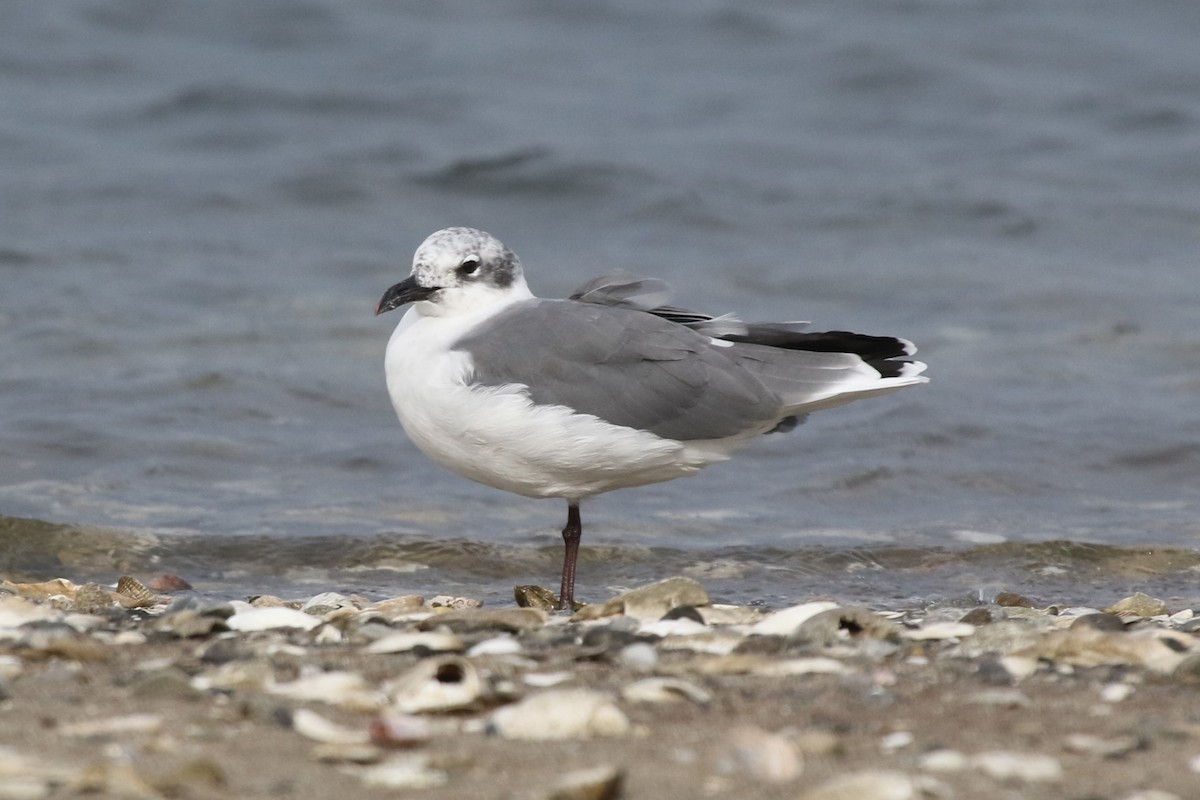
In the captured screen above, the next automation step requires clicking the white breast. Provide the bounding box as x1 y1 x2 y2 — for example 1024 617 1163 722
384 308 729 500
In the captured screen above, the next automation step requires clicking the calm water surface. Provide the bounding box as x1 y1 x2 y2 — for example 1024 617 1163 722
3 1 1199 608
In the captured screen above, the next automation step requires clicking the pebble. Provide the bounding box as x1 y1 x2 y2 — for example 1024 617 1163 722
291 708 371 745
792 606 903 645
1106 592 1169 618
748 601 840 637
365 631 465 654
799 770 917 800
617 642 659 672
268 670 385 711
489 689 630 740
357 754 448 790
540 764 624 800
577 577 710 622
903 621 976 641
971 751 1064 783
417 607 546 633
727 725 803 783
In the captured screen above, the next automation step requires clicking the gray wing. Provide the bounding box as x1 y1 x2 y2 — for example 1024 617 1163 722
453 299 786 441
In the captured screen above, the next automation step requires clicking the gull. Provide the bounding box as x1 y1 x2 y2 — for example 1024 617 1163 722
376 227 927 609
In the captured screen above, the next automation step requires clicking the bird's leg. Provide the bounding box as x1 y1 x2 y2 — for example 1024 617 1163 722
558 501 582 611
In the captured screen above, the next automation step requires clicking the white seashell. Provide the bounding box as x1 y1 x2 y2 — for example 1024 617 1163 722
621 677 712 706
904 622 976 641
365 631 464 655
749 602 840 637
466 636 522 657
489 689 630 741
226 607 322 632
291 708 370 745
387 656 486 714
919 749 969 772
522 672 574 688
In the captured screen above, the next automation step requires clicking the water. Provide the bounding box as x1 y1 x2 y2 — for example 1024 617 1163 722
4 0 1199 609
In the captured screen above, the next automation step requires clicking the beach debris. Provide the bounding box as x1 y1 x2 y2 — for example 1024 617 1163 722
147 573 193 592
291 708 371 745
467 635 523 657
2 578 79 601
489 689 630 740
429 595 483 609
387 655 489 714
903 621 976 641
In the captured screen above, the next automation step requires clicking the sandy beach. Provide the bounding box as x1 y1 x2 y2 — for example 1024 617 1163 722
2 575 1198 800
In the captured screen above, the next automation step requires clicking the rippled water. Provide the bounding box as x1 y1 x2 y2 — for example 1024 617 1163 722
3 1 1199 607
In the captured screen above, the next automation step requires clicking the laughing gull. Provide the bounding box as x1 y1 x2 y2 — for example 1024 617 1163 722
376 227 928 609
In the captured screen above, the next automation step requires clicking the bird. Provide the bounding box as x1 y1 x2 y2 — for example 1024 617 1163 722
375 227 927 610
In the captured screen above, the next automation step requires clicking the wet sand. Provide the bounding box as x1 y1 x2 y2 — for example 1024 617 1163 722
1 577 1198 800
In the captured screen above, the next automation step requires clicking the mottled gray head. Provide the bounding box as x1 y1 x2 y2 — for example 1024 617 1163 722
376 227 529 318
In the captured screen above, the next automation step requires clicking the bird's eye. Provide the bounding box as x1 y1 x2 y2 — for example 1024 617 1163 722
458 257 481 277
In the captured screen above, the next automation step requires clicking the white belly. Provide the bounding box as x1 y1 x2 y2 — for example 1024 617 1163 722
384 309 732 500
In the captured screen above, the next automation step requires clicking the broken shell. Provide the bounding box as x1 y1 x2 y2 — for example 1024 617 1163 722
489 689 630 740
514 584 560 611
291 707 371 745
114 576 156 608
387 655 487 714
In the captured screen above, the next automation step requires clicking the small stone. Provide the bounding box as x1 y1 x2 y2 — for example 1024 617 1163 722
310 742 384 764
880 731 913 751
1 578 79 601
302 592 355 615
130 668 199 701
490 689 630 740
72 583 115 614
749 601 840 637
368 595 426 618
959 608 992 626
800 770 916 800
59 713 164 739
542 764 624 800
995 592 1036 608
1106 592 1169 618
467 635 523 657
727 725 802 783
577 577 710 622
514 585 560 611
417 607 546 634
1121 791 1181 800
147 573 193 592
1070 613 1127 632
268 670 385 711
617 642 658 672
972 751 1063 783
